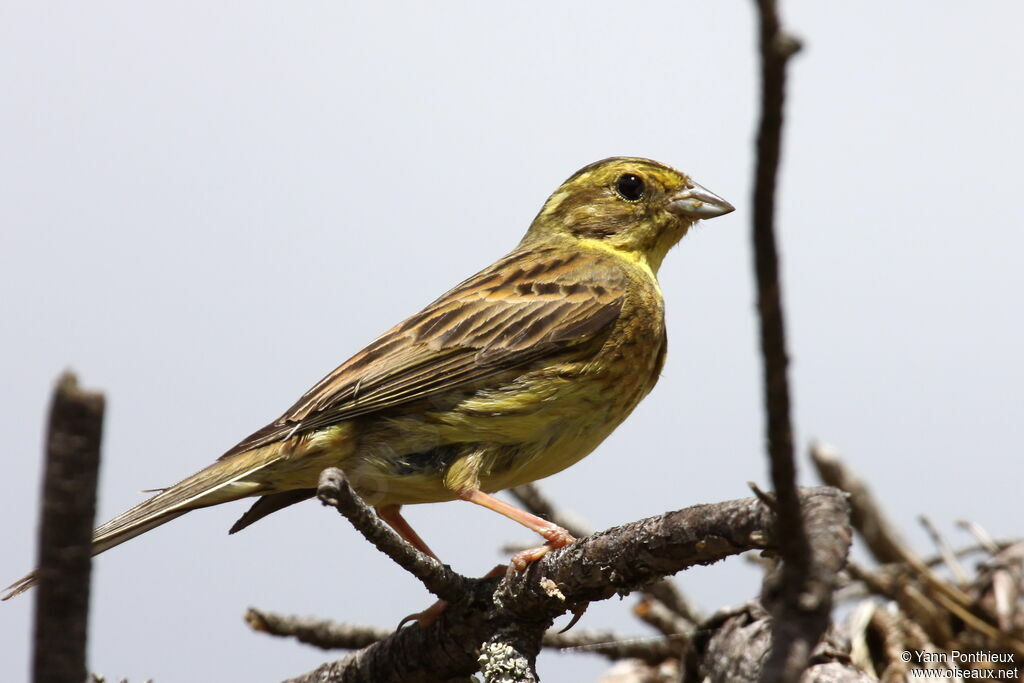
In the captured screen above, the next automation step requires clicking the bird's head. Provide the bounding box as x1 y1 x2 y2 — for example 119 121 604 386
522 157 734 273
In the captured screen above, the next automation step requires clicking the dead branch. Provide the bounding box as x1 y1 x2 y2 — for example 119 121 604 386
245 609 391 650
810 442 908 565
683 602 875 683
633 596 694 641
543 629 684 664
750 0 829 679
813 444 1024 660
32 372 105 683
270 474 850 682
511 482 701 626
316 468 474 603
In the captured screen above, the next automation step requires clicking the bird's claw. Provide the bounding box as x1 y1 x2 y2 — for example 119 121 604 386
559 602 590 633
397 598 448 629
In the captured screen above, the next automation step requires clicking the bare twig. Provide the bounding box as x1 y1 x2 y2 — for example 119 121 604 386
544 629 684 664
246 607 685 665
751 0 801 519
33 372 105 683
957 520 1002 555
316 468 475 602
749 1 829 680
639 577 699 624
923 541 1015 568
633 597 694 641
813 446 1024 657
811 442 908 565
919 515 970 584
245 608 390 650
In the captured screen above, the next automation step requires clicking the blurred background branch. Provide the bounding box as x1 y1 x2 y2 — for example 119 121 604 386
32 372 104 683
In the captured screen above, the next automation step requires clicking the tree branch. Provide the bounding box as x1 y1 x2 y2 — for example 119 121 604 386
812 445 1024 659
245 608 391 650
810 442 908 565
634 596 694 641
32 372 105 683
749 1 826 680
544 629 685 664
247 606 683 666
511 482 701 625
316 468 475 603
274 480 850 682
684 603 874 683
479 628 541 683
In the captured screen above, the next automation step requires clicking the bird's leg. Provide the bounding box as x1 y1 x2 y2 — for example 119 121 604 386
375 504 439 559
375 505 452 628
458 489 577 569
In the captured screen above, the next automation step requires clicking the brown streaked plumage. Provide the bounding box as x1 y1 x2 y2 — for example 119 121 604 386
4 157 733 599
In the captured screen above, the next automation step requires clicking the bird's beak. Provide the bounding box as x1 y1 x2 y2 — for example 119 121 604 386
666 182 735 219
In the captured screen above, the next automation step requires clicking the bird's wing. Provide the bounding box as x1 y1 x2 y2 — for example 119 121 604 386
222 246 628 457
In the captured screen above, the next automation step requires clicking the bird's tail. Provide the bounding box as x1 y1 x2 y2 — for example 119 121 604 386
3 444 285 601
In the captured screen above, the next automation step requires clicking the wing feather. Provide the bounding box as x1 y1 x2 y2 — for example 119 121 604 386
221 247 627 458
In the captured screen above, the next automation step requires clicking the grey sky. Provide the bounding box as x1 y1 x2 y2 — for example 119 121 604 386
2 2 1022 681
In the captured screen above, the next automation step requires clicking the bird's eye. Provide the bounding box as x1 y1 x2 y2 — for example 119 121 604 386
615 173 646 201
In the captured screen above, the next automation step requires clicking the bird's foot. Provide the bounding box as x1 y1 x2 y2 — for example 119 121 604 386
398 598 449 629
510 528 577 570
397 564 508 628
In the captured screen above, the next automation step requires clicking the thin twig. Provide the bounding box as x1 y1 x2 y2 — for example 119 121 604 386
751 0 802 524
634 597 694 641
810 441 908 564
813 446 1024 656
957 520 1002 555
248 607 692 671
316 468 474 602
750 1 826 680
33 372 105 683
639 576 700 624
919 515 970 585
923 542 1015 568
543 629 684 664
244 608 390 650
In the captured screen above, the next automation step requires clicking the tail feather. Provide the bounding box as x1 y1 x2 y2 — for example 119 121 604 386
228 489 316 535
3 445 284 601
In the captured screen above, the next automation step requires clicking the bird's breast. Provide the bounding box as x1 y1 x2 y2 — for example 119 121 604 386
347 271 668 505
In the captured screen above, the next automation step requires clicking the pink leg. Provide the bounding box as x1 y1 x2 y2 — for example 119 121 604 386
376 504 440 560
376 505 449 627
459 489 576 569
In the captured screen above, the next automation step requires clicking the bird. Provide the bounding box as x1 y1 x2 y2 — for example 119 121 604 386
4 157 733 600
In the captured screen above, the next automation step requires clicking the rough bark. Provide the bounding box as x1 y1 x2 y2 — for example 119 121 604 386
32 372 105 683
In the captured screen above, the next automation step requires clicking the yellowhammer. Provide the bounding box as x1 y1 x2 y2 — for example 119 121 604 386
4 157 732 599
